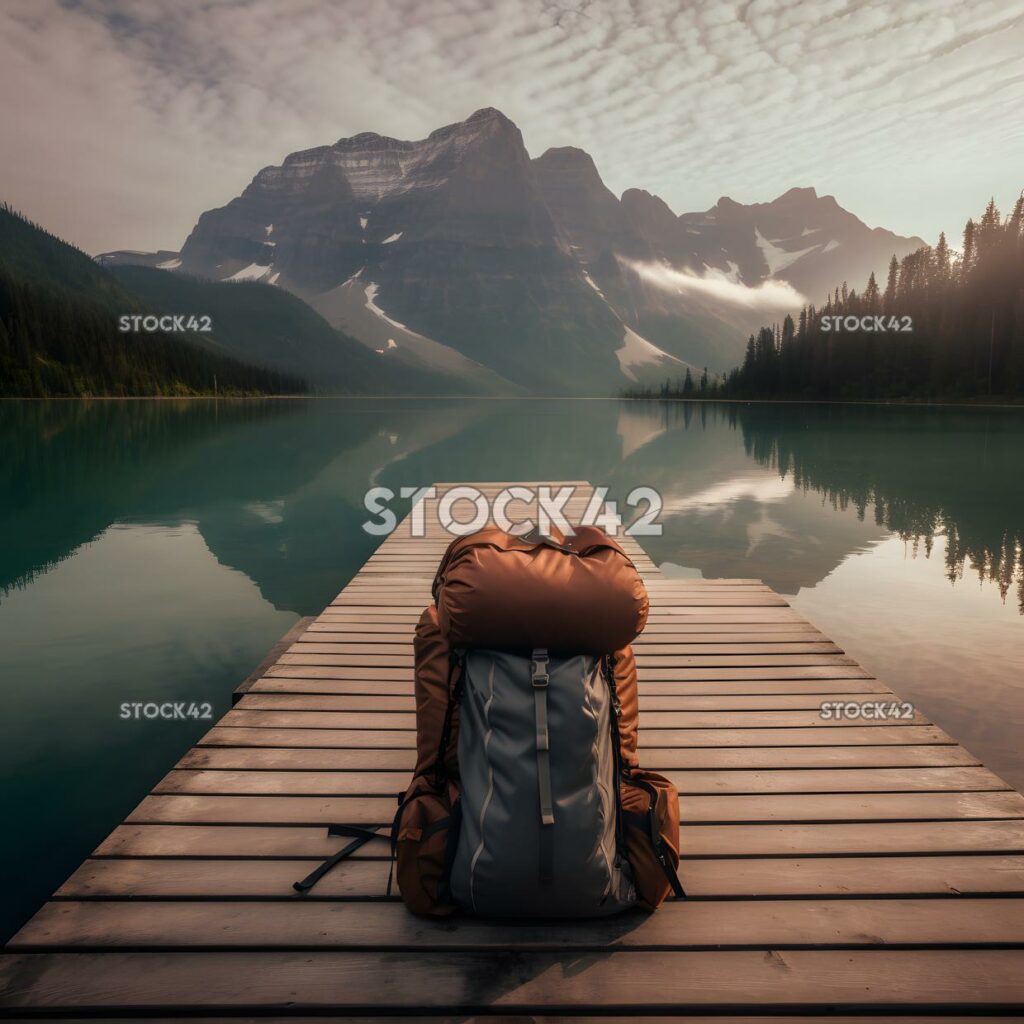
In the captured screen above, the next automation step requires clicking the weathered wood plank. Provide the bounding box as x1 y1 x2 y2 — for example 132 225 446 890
13 898 1024 950
2 950 1024 1011
124 790 1024 826
52 855 1024 900
177 743 981 772
93 819 1024 859
197 724 956 748
153 766 1009 797
290 641 843 656
221 708 933 730
264 664 874 681
246 676 891 696
235 691 902 712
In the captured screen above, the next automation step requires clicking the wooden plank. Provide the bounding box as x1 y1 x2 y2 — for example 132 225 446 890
247 676 892 696
153 766 1009 797
93 819 1024 859
289 641 843 657
219 709 933 729
13 898 1024 951
124 791 1024 826
197 724 956 747
264 665 874 681
234 691 905 712
52 855 1024 900
276 653 858 668
176 744 981 772
301 629 832 643
3 950 1024 1011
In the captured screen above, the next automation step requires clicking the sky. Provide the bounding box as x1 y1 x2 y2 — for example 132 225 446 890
2 0 1023 255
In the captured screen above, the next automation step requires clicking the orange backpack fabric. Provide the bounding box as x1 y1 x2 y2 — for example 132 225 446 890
432 526 648 654
620 769 682 910
391 606 462 917
394 526 683 917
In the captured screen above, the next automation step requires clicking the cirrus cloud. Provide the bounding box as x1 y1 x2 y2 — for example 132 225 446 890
1 0 1023 253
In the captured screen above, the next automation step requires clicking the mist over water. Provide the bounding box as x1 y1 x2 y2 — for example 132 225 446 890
1 397 1022 941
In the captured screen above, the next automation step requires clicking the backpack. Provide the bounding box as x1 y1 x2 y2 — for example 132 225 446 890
392 527 684 917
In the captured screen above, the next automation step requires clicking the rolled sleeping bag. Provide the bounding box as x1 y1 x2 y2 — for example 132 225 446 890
432 525 648 655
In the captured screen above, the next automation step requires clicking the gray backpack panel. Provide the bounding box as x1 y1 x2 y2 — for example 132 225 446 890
449 648 636 917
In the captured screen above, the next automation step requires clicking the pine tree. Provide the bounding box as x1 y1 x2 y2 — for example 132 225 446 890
883 255 899 312
934 232 951 283
864 271 880 312
961 218 976 280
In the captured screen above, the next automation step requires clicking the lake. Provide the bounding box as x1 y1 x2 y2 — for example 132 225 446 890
2 397 1023 941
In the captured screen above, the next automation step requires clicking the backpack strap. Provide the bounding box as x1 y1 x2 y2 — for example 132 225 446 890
292 824 386 894
431 649 465 788
531 648 555 884
602 654 629 865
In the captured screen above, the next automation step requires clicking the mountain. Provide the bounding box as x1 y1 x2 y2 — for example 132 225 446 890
109 265 493 395
677 187 927 302
532 162 927 371
106 108 926 392
0 206 305 397
166 108 685 394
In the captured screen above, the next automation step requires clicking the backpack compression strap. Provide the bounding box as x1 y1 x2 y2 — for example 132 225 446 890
531 648 555 884
624 777 687 900
292 824 386 894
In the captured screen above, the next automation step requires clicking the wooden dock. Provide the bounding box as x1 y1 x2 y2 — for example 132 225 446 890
3 481 1024 1018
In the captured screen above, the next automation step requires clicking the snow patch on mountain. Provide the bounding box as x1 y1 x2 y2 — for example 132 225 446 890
382 232 402 244
226 263 271 282
617 326 679 382
754 228 820 275
582 270 606 298
364 283 413 332
157 257 182 269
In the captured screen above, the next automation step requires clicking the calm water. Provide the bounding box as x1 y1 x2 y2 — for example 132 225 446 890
2 398 1023 940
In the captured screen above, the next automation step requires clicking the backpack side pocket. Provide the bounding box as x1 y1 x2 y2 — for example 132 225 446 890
620 768 684 910
394 779 460 916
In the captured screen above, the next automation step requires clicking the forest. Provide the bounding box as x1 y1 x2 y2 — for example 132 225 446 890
0 206 306 397
630 193 1024 402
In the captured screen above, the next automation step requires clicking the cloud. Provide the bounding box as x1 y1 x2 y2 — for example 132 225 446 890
1 0 1023 252
619 258 807 313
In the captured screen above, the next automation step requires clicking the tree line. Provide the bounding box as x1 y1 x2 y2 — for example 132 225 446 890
628 192 1024 401
0 205 307 397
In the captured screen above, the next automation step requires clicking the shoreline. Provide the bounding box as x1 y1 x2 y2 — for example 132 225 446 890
3 394 1024 409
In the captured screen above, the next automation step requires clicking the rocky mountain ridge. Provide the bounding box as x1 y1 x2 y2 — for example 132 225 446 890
99 108 926 394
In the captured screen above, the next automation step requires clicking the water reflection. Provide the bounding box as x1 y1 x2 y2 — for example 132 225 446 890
2 399 1023 614
734 403 1024 611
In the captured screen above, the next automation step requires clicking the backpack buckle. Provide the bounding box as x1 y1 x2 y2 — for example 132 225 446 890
531 648 549 688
